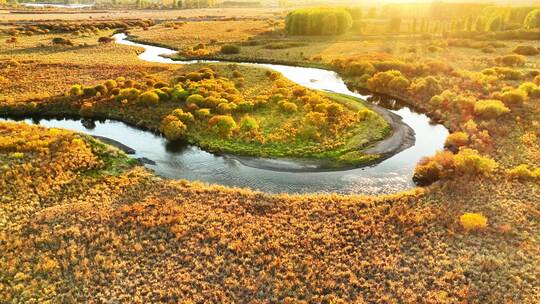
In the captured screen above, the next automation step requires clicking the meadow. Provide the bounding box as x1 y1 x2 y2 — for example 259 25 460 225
1 2 540 303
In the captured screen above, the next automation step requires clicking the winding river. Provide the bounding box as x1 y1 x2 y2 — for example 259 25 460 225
2 34 449 195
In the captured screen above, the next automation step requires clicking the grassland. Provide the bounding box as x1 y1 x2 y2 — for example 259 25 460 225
1 6 540 303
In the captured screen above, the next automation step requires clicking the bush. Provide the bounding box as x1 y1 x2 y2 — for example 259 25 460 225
493 67 523 80
279 101 298 113
153 89 170 101
171 87 190 102
186 94 205 106
474 99 510 119
357 109 375 121
171 108 195 124
506 164 537 180
98 36 114 44
116 88 140 102
79 102 94 117
209 115 237 136
500 89 527 107
104 79 117 90
299 125 321 141
304 111 327 127
52 37 73 46
94 84 108 95
367 70 405 94
454 148 498 176
342 61 376 77
495 54 526 67
413 160 443 186
285 7 353 36
512 45 539 56
326 103 344 117
240 116 259 131
445 132 469 150
220 44 240 55
68 85 83 96
388 76 410 91
161 115 187 141
531 87 540 98
83 87 97 97
518 82 537 94
460 213 488 231
410 76 443 99
196 108 211 118
137 91 160 106
217 102 233 114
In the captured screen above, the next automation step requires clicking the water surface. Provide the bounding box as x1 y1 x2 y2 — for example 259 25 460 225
1 34 448 195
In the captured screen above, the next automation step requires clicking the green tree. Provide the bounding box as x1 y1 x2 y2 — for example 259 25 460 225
388 17 401 34
524 8 540 29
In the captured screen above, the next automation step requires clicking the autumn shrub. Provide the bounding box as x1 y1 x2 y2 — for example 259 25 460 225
512 45 539 56
493 67 523 80
410 76 443 99
534 75 540 85
517 82 537 94
186 94 205 107
531 87 540 98
367 70 406 94
68 85 83 96
94 84 108 95
343 61 376 77
196 108 211 118
413 159 444 186
506 164 540 180
209 115 237 136
171 87 190 102
79 102 94 117
495 54 526 67
138 91 160 106
454 148 498 176
124 79 135 88
299 125 321 141
104 79 117 90
473 99 510 119
51 37 73 46
154 81 169 88
357 109 375 121
221 44 241 55
500 89 527 107
279 101 298 113
445 132 469 150
117 88 140 102
110 88 121 96
97 36 114 44
304 111 327 127
83 87 97 97
171 108 195 124
217 102 233 114
326 103 344 117
153 89 170 101
240 116 259 131
160 115 187 141
460 213 488 231
413 150 455 186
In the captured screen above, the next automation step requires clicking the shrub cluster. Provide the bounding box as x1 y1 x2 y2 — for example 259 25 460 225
473 99 510 119
220 44 240 55
460 213 488 231
414 148 498 185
